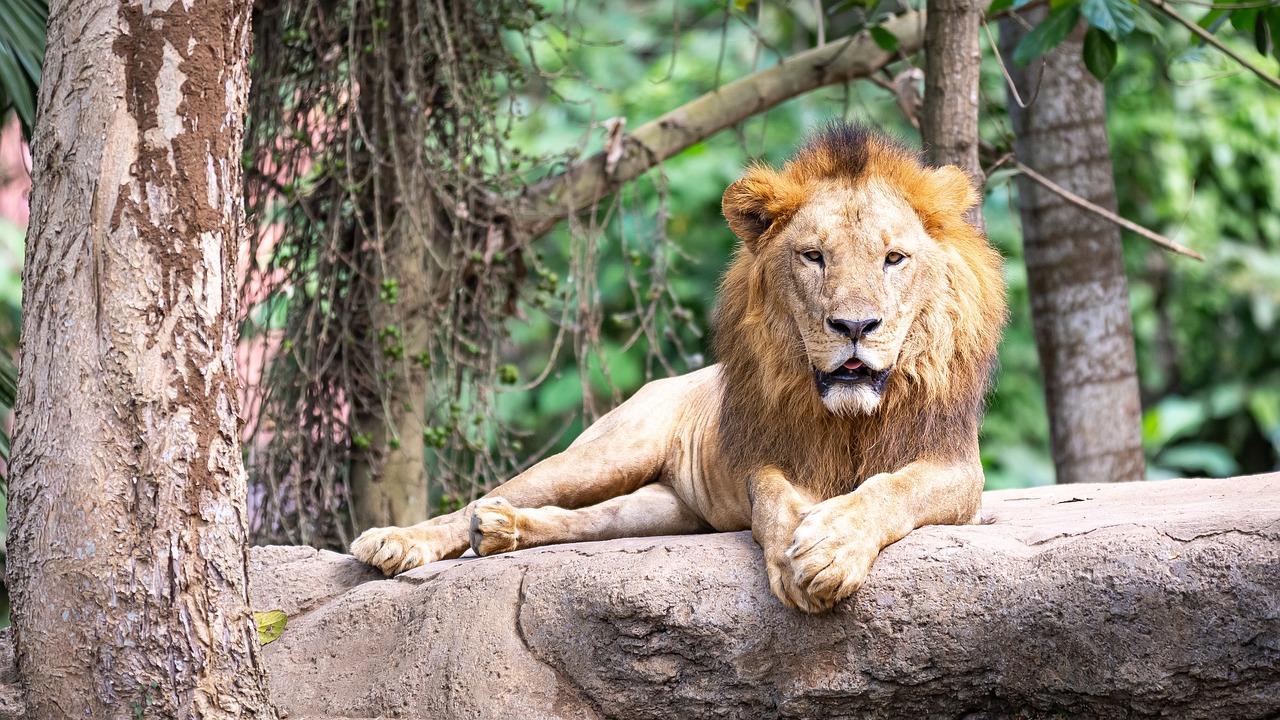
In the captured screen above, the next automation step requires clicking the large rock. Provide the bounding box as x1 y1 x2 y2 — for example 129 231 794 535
256 475 1280 719
0 475 1277 718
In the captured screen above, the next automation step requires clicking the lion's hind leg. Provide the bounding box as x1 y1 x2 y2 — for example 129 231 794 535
470 483 710 556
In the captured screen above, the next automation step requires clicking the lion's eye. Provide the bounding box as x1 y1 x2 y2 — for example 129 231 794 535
885 251 906 267
801 250 824 264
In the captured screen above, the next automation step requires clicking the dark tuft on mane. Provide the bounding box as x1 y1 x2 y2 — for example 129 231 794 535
787 121 916 183
801 122 871 164
798 120 880 176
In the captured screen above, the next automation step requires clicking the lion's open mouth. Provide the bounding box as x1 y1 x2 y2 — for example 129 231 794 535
813 358 890 396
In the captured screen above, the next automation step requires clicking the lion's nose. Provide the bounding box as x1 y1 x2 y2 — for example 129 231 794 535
826 317 880 341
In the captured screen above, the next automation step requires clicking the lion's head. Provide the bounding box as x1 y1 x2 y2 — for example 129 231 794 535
715 124 1005 447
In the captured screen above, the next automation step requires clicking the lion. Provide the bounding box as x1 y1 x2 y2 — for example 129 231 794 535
351 123 1007 612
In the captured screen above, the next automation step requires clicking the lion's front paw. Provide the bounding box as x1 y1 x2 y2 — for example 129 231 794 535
350 526 441 576
784 500 883 612
470 497 521 556
763 550 825 613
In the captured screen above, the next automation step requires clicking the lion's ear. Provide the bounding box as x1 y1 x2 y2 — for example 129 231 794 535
926 164 981 217
722 169 782 252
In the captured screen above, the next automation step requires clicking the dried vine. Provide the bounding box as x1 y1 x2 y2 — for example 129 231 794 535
243 0 545 546
242 0 699 548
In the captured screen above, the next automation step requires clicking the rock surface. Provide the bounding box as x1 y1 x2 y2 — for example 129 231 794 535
3 475 1279 719
257 475 1280 719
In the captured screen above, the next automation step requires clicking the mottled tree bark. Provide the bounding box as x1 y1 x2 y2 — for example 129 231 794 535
999 14 1146 484
6 0 277 717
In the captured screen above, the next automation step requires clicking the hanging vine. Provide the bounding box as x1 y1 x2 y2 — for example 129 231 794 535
243 0 546 546
242 0 699 548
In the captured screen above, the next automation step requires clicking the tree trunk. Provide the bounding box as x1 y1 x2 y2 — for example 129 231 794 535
921 0 984 226
348 205 431 531
999 14 1145 484
6 0 277 717
343 7 436 531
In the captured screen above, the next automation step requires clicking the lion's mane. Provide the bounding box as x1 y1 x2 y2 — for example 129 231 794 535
714 124 1007 498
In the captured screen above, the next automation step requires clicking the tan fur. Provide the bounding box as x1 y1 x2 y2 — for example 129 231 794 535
351 124 1007 613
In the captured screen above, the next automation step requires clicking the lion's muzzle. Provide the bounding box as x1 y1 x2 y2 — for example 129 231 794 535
812 362 889 395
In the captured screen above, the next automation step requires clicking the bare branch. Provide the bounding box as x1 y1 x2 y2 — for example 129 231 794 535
509 10 927 239
1014 161 1206 261
1147 0 1280 92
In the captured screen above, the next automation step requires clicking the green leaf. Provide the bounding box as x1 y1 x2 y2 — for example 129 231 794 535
0 0 47 62
1082 26 1117 79
1258 12 1272 56
0 0 44 136
1155 443 1239 478
1143 396 1207 447
1230 7 1258 32
1081 0 1136 39
1267 8 1280 65
1248 387 1280 438
988 0 1015 14
869 26 899 52
0 353 16 409
254 610 288 645
1014 5 1082 67
1130 5 1164 36
0 43 36 131
1197 7 1228 31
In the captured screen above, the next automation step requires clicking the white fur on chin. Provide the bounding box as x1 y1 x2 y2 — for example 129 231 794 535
821 383 882 416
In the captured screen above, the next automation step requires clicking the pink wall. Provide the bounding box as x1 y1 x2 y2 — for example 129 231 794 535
0 116 30 229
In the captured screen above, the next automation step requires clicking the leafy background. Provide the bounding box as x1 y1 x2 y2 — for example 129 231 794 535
486 0 1280 490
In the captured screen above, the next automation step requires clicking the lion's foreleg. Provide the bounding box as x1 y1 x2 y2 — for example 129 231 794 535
786 458 984 611
469 482 710 556
748 467 825 612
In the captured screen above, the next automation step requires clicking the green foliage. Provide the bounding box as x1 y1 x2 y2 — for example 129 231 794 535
1108 28 1280 478
0 0 46 138
1080 0 1137 40
1008 0 1145 79
495 0 916 458
870 26 900 52
1014 5 1082 67
489 0 1280 488
1012 0 1280 81
977 183 1056 490
1083 27 1118 80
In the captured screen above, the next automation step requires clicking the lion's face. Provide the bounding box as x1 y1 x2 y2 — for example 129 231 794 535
769 180 945 415
720 128 1002 422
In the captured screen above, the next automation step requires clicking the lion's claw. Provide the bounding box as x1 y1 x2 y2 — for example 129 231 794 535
351 526 439 576
775 498 881 612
